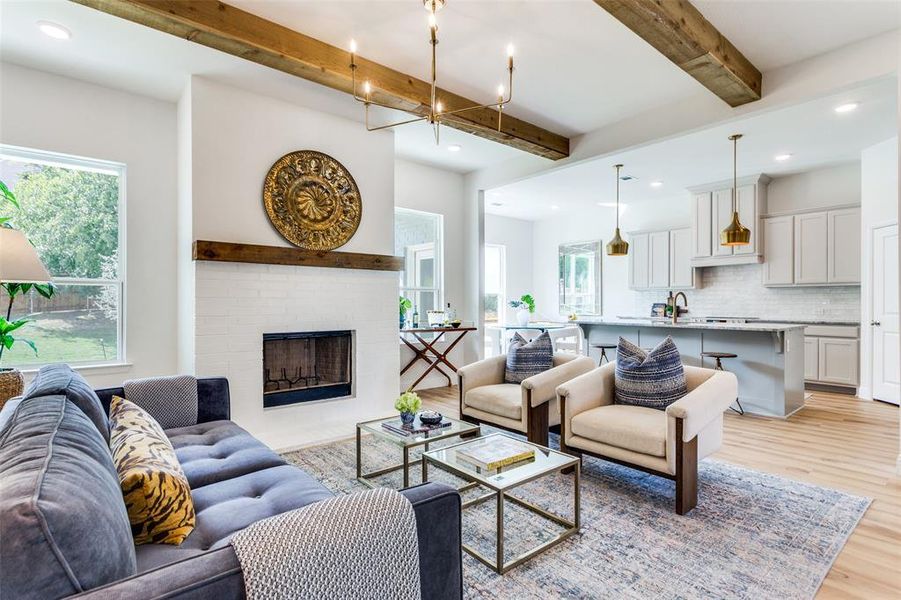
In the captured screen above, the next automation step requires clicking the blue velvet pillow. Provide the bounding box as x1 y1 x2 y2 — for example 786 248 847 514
505 332 553 384
614 336 688 410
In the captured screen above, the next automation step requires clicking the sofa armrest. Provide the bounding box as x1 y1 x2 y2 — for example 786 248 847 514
556 362 616 423
457 355 506 394
522 355 596 407
70 483 462 600
666 369 737 441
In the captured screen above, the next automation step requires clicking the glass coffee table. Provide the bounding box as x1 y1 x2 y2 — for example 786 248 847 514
355 415 480 489
422 433 580 574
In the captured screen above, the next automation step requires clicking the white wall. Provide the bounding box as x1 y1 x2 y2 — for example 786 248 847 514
394 159 467 391
767 163 861 213
484 214 534 323
185 76 398 449
0 63 178 388
859 137 899 400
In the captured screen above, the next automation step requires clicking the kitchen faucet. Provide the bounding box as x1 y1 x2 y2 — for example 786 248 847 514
672 291 688 324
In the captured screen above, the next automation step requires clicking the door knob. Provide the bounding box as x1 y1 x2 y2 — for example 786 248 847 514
871 321 881 326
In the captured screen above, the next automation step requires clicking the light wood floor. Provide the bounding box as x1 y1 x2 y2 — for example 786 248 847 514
419 387 901 599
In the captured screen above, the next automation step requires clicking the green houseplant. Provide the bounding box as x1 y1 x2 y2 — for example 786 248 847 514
508 293 536 326
394 390 422 424
399 296 413 329
0 180 55 406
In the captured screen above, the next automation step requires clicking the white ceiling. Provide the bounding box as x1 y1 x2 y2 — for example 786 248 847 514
486 77 897 221
1 1 899 174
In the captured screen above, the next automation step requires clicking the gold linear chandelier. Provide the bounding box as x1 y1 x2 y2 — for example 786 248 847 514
349 0 514 144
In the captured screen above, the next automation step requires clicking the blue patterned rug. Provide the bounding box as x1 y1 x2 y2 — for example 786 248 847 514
283 431 869 599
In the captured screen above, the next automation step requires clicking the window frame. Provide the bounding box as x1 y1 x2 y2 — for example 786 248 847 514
0 144 127 367
396 207 444 313
558 239 603 317
483 243 506 324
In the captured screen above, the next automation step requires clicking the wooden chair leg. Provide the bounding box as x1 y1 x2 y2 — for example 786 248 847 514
526 393 549 447
675 418 698 515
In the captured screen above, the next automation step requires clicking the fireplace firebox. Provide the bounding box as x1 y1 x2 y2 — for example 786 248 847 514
262 330 354 408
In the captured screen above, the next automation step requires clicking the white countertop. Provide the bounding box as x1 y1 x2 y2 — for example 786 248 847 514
575 317 806 332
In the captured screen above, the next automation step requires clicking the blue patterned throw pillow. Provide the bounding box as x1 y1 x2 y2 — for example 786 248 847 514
505 332 554 384
614 336 687 410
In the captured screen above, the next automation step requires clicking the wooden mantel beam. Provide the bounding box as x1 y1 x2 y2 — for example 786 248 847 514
71 0 570 160
594 0 762 107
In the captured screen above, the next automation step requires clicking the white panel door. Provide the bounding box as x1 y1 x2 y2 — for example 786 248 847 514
872 224 899 404
817 338 859 385
803 337 819 381
629 233 649 290
648 231 670 289
691 193 712 258
734 184 757 255
794 211 828 284
763 216 794 285
827 207 861 283
669 228 694 289
712 189 734 256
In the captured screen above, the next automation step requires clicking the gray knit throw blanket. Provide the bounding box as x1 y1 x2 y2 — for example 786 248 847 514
231 488 422 600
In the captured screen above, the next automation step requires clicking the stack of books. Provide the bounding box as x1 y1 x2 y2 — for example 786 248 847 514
381 418 452 437
455 438 535 473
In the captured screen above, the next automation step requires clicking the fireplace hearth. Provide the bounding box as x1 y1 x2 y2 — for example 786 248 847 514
262 330 353 408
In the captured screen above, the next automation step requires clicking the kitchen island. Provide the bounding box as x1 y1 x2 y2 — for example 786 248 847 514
577 318 806 418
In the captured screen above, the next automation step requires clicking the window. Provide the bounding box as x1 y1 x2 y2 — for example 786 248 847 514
395 208 442 315
484 244 506 324
559 240 602 316
0 146 124 367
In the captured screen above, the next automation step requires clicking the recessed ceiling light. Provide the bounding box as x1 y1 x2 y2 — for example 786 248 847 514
550 205 560 210
834 102 859 114
774 153 793 161
650 181 663 188
37 21 71 40
447 144 462 152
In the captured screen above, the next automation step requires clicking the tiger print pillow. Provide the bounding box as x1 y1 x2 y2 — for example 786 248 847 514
109 395 196 545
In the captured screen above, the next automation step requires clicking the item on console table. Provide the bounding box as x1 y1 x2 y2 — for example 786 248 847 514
427 310 447 327
0 368 24 409
418 410 443 425
455 436 535 471
381 417 453 437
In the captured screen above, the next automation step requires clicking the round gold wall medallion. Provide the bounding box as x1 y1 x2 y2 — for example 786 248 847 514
263 150 362 251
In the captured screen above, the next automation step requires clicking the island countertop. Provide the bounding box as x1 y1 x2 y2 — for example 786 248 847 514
574 317 807 333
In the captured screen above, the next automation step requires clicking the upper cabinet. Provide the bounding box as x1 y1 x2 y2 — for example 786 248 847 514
629 228 695 291
688 174 769 267
762 206 860 287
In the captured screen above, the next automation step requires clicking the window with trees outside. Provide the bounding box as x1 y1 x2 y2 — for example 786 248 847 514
558 240 602 316
484 244 505 323
0 146 124 367
395 208 443 317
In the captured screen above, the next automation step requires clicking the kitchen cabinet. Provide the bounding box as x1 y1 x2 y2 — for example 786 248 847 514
628 233 649 289
648 231 670 288
669 228 695 289
764 206 860 287
688 174 769 267
803 325 859 389
629 228 695 290
762 215 794 285
827 207 861 283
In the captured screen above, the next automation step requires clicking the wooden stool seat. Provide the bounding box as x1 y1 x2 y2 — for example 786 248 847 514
701 351 743 415
591 342 617 365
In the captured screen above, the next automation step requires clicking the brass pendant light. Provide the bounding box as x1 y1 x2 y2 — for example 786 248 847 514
606 164 629 256
720 133 752 246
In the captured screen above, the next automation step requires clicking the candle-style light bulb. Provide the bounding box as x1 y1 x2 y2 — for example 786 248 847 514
497 84 505 101
435 101 443 114
349 39 357 54
428 13 436 29
506 43 514 69
363 81 371 101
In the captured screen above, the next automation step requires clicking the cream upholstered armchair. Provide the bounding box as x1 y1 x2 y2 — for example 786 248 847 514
555 362 737 514
457 352 595 446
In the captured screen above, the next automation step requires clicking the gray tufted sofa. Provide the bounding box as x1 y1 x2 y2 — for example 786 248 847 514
0 364 462 600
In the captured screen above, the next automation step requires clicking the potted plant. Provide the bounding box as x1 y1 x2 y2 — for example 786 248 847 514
394 390 422 424
508 293 536 326
0 180 55 407
399 296 412 329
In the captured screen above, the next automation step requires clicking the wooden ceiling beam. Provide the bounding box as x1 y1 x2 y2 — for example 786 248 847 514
71 0 570 160
594 0 762 107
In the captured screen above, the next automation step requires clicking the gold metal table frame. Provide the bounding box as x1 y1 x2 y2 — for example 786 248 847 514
422 437 581 574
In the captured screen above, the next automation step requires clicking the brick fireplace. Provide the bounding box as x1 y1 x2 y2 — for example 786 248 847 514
262 330 354 407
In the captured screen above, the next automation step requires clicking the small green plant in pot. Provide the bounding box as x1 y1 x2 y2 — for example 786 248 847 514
399 296 412 329
508 293 536 327
394 390 422 424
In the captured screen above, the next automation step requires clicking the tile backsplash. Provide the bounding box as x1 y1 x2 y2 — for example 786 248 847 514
632 264 861 322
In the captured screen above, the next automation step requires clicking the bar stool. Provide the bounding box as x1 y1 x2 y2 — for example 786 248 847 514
701 351 743 415
591 342 617 365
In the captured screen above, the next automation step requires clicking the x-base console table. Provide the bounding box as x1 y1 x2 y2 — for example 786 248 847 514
400 326 476 391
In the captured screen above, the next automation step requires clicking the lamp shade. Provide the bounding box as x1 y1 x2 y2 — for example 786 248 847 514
0 228 51 283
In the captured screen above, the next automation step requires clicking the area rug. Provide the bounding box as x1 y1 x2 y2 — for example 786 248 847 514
282 431 870 600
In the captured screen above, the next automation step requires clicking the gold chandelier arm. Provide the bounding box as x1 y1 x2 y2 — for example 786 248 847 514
365 102 429 132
